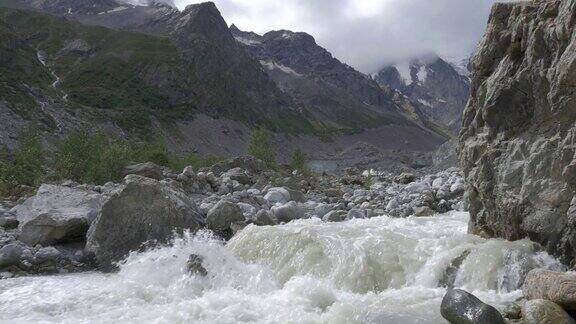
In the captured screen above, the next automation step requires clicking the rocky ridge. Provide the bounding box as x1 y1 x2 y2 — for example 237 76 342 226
230 25 450 134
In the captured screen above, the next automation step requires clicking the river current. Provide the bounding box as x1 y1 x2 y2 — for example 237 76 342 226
0 212 564 323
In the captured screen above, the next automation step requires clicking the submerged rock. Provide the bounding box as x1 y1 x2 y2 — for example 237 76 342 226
522 299 576 324
86 175 204 271
440 250 470 289
413 206 434 217
187 254 208 276
440 289 505 324
12 184 105 246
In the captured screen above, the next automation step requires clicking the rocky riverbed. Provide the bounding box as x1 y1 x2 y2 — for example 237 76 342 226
0 156 575 323
0 157 465 277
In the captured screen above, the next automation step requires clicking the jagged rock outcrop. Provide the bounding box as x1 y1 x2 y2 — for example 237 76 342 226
460 0 576 265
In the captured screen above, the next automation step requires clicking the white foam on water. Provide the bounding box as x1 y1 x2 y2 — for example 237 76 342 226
0 212 564 324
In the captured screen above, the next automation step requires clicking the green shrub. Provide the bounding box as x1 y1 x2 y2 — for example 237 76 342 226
0 130 44 196
52 131 104 183
248 128 276 168
290 148 310 175
134 141 171 167
88 141 134 184
0 129 225 197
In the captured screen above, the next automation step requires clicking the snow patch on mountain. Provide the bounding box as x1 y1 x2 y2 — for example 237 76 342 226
396 63 412 85
234 36 262 46
416 66 428 83
98 6 129 14
260 60 302 77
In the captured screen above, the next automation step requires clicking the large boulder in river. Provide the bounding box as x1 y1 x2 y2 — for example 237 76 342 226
206 200 245 234
459 0 576 264
522 299 576 324
11 184 105 246
86 175 204 271
440 289 505 324
523 269 576 313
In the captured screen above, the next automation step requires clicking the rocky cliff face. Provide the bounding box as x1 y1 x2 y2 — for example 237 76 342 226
230 25 446 133
460 0 576 265
374 55 470 133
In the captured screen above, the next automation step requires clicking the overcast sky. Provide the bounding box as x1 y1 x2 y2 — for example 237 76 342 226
172 0 502 73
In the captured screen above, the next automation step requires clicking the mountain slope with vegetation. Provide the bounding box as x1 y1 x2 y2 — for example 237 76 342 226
0 1 449 159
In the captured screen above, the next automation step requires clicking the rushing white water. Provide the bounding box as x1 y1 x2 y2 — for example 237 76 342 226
0 212 564 324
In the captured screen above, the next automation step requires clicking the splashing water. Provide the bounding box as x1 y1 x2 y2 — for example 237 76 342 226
0 212 564 324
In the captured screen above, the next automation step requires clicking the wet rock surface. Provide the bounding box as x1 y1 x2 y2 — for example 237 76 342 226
440 289 506 324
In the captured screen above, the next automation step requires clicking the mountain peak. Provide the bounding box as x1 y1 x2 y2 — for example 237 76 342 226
181 1 218 15
229 23 240 32
175 1 232 44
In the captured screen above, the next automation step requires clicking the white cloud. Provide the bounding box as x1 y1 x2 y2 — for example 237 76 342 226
174 0 504 73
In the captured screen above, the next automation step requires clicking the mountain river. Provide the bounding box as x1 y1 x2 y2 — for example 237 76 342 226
0 211 564 323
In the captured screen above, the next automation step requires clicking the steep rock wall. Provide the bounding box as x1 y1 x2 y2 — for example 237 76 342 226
460 0 576 264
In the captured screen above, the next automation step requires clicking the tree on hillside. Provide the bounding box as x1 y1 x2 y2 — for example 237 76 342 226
290 148 309 175
248 128 276 168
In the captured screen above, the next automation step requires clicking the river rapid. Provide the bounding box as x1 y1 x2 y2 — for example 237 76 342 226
0 212 564 324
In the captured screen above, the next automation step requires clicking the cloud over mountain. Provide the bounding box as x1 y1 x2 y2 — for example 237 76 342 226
174 0 503 73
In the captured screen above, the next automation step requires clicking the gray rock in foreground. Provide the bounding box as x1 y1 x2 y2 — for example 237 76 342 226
523 269 576 313
440 289 505 324
86 175 204 271
11 184 105 246
522 299 576 324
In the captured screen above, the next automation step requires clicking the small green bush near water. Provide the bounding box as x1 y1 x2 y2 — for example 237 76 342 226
290 148 310 175
0 130 44 196
248 128 276 169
